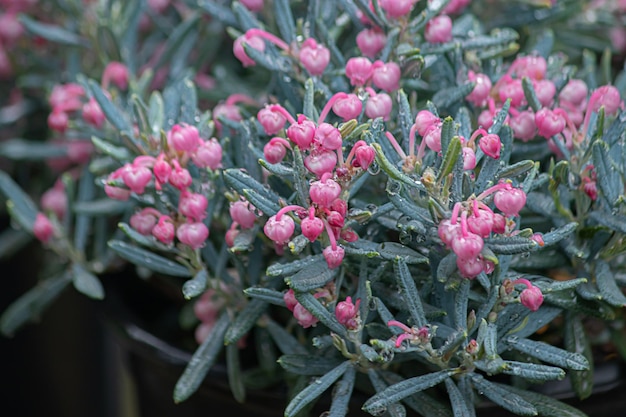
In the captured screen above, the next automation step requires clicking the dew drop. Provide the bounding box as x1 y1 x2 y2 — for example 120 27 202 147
367 161 381 175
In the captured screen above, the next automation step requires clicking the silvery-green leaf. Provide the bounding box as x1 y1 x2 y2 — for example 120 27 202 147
74 199 129 215
592 140 622 206
437 135 462 182
504 383 589 417
224 299 268 345
19 15 86 46
378 242 428 264
88 80 133 133
294 291 346 337
244 287 286 306
108 240 191 277
485 235 537 255
504 336 589 370
589 210 626 234
196 0 237 26
541 222 578 246
367 369 406 417
328 364 356 417
71 263 104 300
173 313 230 403
432 83 475 109
266 254 325 277
91 136 131 161
273 0 296 43
278 354 343 376
154 15 200 71
182 269 208 300
522 77 541 112
226 343 245 403
564 312 594 400
0 171 38 232
444 378 473 417
393 258 426 328
0 139 68 160
263 318 308 355
488 99 511 136
470 374 537 416
595 259 626 307
286 259 337 292
501 360 565 381
284 361 351 417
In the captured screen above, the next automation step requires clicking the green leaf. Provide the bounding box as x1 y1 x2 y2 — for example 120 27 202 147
263 318 308 355
244 287 286 306
0 171 38 232
286 259 337 292
367 369 406 417
0 271 72 336
378 242 428 264
87 80 133 133
294 292 347 337
372 143 424 190
437 136 462 182
393 258 426 328
278 354 343 376
266 254 325 277
541 222 578 246
470 374 537 416
433 83 476 109
284 361 351 417
224 299 268 345
564 312 594 400
74 199 129 215
504 384 589 417
444 378 473 417
485 235 537 255
362 369 457 415
504 336 589 370
19 15 85 46
107 240 191 277
226 343 246 403
273 0 296 43
71 264 104 300
328 364 356 417
0 139 68 160
595 259 626 307
148 91 165 135
501 361 565 381
154 15 200 71
592 140 622 206
488 99 511 136
522 77 541 112
173 313 230 403
91 136 131 161
96 24 122 62
182 269 208 300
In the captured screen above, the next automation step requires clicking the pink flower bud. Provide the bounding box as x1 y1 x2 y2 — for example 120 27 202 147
179 191 208 222
534 79 556 107
353 143 375 170
283 289 298 312
345 57 373 87
40 183 67 220
264 214 295 245
494 186 526 217
104 183 131 201
130 208 159 235
264 137 289 164
451 232 484 260
372 61 401 92
438 218 460 247
195 322 215 345
213 103 242 125
327 211 345 228
462 147 476 170
122 163 152 194
478 109 495 129
498 77 525 108
299 38 330 76
168 124 201 153
356 28 387 59
293 302 319 328
309 174 342 207
479 133 501 159
229 200 257 229
414 110 440 136
492 213 507 234
49 83 84 112
82 98 106 128
33 213 54 243
103 62 129 90
148 0 170 13
323 245 345 269
330 199 348 217
424 15 453 44
0 13 23 45
257 106 287 135
559 79 588 106
153 155 172 185
467 207 494 238
191 138 222 170
365 92 393 120
514 279 544 311
456 256 484 279
340 228 359 242
511 55 547 80
304 149 337 177
233 33 265 67
287 115 316 150
177 222 209 250
441 0 471 14
582 178 598 201
301 215 324 242
169 162 192 190
48 110 69 133
332 93 363 121
314 123 342 151
240 0 264 12
509 110 536 142
423 124 442 152
379 0 416 18
589 85 623 115
335 296 361 329
535 108 565 138
466 71 492 107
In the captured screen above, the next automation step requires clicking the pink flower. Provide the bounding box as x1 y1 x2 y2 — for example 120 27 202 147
379 0 416 18
286 115 316 150
40 182 67 220
456 256 484 279
33 213 54 243
372 61 401 92
153 154 172 186
424 15 453 44
240 0 264 12
462 147 476 170
191 138 223 170
589 85 623 115
353 143 376 170
102 62 129 90
509 110 536 142
179 191 208 222
130 208 160 235
264 214 295 245
177 222 209 250
168 124 201 153
494 185 526 217
304 149 337 177
283 289 298 312
438 218 460 247
356 28 387 59
229 200 257 229
515 278 544 311
233 33 266 67
466 71 492 107
314 123 342 151
414 110 440 136
82 98 106 128
257 106 287 135
301 214 324 242
293 302 319 328
423 124 442 152
48 110 69 133
451 232 484 261
498 77 525 108
0 13 23 45
467 205 494 238
479 133 501 159
510 55 547 80
299 38 330 76
535 108 565 138
309 174 342 207
365 92 393 120
121 163 152 194
335 296 361 330
152 215 175 245
441 0 471 14
559 79 588 106
264 137 290 164
169 161 193 190
534 79 556 107
332 93 363 121
323 245 345 269
345 57 373 86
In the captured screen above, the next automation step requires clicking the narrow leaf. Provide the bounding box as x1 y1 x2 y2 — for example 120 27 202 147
437 136 462 182
393 258 427 328
504 336 589 370
226 343 246 403
504 384 590 417
107 240 191 277
224 299 268 345
564 312 594 400
278 355 343 376
88 80 132 133
444 378 473 417
328 363 356 417
19 15 85 46
0 139 68 160
0 171 38 232
595 259 626 307
471 374 537 416
182 269 208 300
294 292 347 337
71 263 104 300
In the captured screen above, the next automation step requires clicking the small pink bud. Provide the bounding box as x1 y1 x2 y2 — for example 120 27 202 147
153 155 172 185
451 232 484 260
177 222 209 250
258 106 287 135
492 213 507 234
365 92 393 120
441 0 471 14
169 162 193 190
424 15 453 44
301 215 324 242
314 123 342 151
309 174 342 207
345 57 373 87
353 143 375 170
467 207 494 238
535 108 565 138
534 79 556 107
332 93 363 121
130 208 159 235
82 98 106 128
0 13 23 45
33 213 54 243
498 77 525 108
168 124 201 153
330 199 348 217
40 183 67 220
287 115 316 149
423 124 442 152
494 186 526 217
179 191 208 222
372 61 401 92
229 200 257 229
517 281 543 311
293 302 319 328
589 85 623 115
456 256 484 279
240 0 264 12
327 211 345 228
264 214 295 245
283 289 298 312
233 33 265 67
340 228 359 242
104 183 131 201
582 178 598 201
49 83 84 112
478 133 501 159
48 110 69 133
438 218 460 246
304 149 337 177
466 71 492 107
509 110 536 142
191 138 222 170
414 110 440 136
335 296 361 329
559 79 588 106
511 55 547 80
264 137 290 164
356 28 387 59
323 245 345 269
152 215 175 244
213 103 242 124
462 147 476 170
122 163 152 194
299 38 330 76
103 62 129 90
379 0 416 18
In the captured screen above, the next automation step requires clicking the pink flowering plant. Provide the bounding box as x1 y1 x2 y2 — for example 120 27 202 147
2 1 626 416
